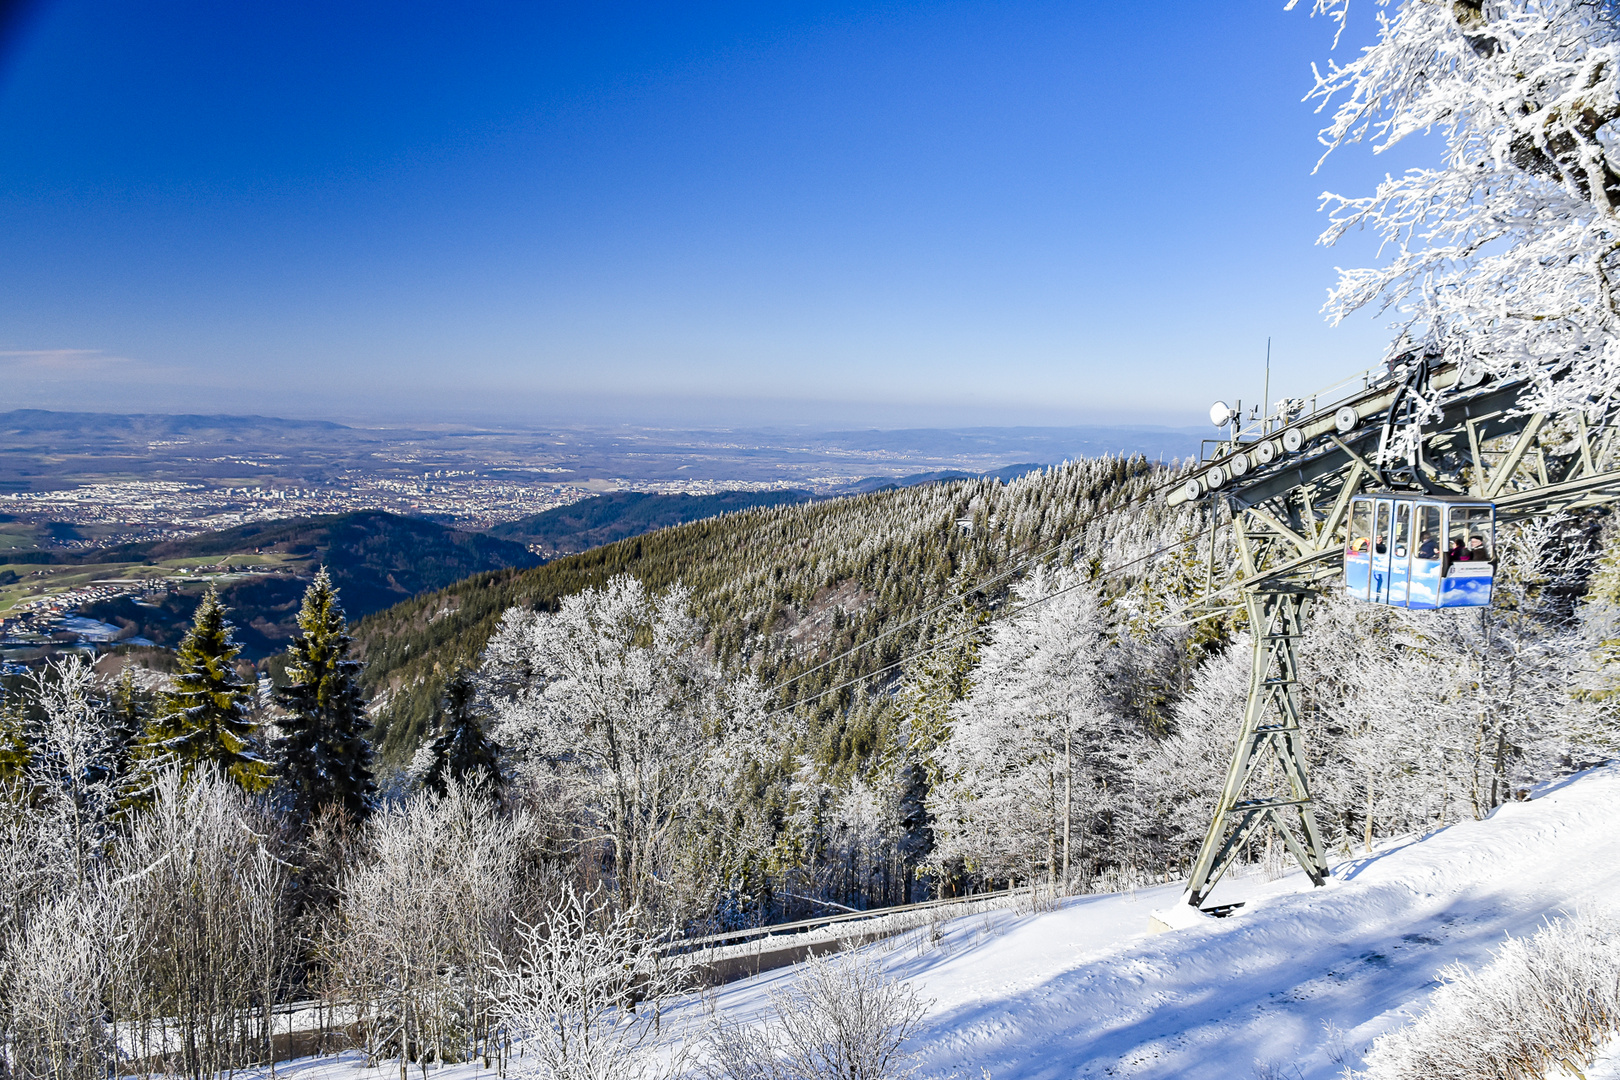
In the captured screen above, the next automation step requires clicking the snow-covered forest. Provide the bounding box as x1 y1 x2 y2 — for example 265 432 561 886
4 452 1620 1078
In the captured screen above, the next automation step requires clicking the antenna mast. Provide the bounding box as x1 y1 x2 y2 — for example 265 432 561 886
1263 338 1271 434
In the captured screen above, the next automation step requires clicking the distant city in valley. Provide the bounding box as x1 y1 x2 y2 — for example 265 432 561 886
0 408 1203 547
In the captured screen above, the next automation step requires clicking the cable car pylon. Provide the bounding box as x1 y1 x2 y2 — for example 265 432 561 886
1167 356 1620 910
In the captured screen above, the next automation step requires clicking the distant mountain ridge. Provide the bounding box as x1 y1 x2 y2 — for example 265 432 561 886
36 511 538 659
489 490 817 557
0 409 348 437
809 425 1205 463
834 462 1047 495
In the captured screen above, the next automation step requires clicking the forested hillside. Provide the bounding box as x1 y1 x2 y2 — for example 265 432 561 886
48 512 541 658
487 489 815 556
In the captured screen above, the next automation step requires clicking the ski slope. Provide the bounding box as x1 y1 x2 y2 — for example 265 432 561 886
707 764 1620 1079
255 765 1620 1080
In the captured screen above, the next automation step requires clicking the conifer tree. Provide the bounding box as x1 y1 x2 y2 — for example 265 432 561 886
415 669 501 799
141 586 264 789
884 603 983 895
100 666 147 791
274 569 375 825
0 688 30 786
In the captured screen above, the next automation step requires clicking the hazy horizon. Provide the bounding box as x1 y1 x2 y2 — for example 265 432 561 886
0 401 1209 442
0 392 1225 432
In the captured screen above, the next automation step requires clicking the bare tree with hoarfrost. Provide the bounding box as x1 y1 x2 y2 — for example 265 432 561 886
1337 517 1595 830
21 656 119 890
928 567 1132 893
109 767 297 1079
703 946 928 1080
1 891 115 1080
0 661 126 1080
331 780 529 1074
1565 518 1620 752
1131 638 1253 874
493 885 690 1080
1297 0 1620 418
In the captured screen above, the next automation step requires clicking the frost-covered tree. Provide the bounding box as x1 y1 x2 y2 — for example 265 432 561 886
1567 519 1620 753
141 587 264 790
486 576 718 913
879 603 985 889
703 945 927 1080
1299 0 1620 418
109 767 297 1077
0 890 116 1080
21 657 118 889
1395 516 1595 818
771 755 839 909
494 885 690 1080
332 781 531 1072
676 674 792 925
274 570 375 826
1132 636 1253 876
929 568 1134 892
821 777 901 907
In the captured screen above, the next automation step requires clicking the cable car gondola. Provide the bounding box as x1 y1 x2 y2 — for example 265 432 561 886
1344 493 1495 609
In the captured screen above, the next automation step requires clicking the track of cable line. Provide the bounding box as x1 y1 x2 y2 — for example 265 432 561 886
762 465 1191 708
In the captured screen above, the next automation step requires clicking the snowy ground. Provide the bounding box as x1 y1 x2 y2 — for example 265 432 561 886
248 765 1620 1080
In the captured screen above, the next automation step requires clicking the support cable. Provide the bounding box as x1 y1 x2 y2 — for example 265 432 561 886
763 465 1195 703
760 527 1210 722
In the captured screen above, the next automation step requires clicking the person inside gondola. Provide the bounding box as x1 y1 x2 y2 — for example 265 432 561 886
1375 534 1387 554
1466 534 1490 561
1448 537 1468 562
1417 532 1439 560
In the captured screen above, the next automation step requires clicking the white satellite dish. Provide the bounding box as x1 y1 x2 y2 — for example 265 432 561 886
1209 401 1234 427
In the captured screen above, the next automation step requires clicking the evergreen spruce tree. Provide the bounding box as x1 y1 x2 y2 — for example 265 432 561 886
141 586 265 789
101 666 147 790
274 569 375 826
416 669 502 798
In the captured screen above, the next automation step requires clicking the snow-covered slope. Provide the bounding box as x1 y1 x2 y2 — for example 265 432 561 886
708 764 1620 1079
254 766 1620 1080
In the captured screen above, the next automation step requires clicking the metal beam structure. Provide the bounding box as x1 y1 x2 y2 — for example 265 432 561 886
1168 358 1620 909
1185 587 1328 906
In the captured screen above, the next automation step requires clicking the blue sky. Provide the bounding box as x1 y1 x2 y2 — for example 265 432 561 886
0 2 1407 427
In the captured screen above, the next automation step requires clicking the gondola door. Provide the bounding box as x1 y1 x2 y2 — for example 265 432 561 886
1371 499 1393 604
1344 497 1373 600
1389 501 1412 606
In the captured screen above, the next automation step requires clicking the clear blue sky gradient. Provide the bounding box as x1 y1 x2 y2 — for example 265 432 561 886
0 2 1411 427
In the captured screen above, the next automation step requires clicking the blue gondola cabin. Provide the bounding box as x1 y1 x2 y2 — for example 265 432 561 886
1344 494 1495 609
